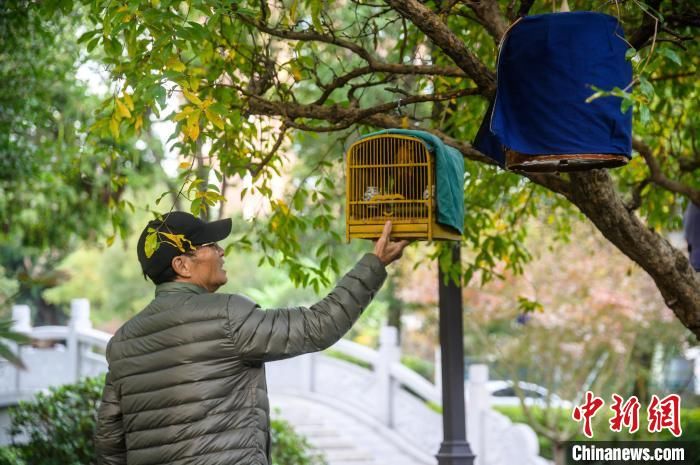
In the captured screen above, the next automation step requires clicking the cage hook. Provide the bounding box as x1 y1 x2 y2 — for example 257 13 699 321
396 98 404 116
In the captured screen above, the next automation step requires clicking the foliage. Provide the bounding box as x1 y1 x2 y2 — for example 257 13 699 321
30 0 696 333
0 1 165 324
0 446 22 465
2 376 326 465
0 320 30 369
271 416 327 465
0 266 18 310
7 376 104 465
401 354 435 382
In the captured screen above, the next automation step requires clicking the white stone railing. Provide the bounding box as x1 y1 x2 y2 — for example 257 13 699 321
268 326 550 465
1 300 111 405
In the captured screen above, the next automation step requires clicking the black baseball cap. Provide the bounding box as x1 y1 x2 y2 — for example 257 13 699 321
137 211 232 283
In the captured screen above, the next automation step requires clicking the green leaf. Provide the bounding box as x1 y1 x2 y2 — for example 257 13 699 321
658 47 681 66
621 97 634 114
104 37 123 57
638 76 654 99
639 104 651 124
0 342 26 370
191 198 202 215
77 29 100 44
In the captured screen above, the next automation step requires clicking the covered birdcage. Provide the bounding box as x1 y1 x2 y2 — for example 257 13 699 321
345 131 463 241
475 12 633 172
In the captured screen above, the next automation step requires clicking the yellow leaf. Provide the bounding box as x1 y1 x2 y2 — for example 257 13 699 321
174 105 194 122
179 161 190 169
123 93 134 111
110 116 120 139
189 75 200 92
202 97 213 109
116 99 132 118
135 115 143 132
144 232 159 258
289 0 298 21
183 88 203 106
185 110 201 141
106 235 115 246
166 55 186 72
205 108 225 130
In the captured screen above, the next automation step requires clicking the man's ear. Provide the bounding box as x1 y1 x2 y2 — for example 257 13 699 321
171 255 191 278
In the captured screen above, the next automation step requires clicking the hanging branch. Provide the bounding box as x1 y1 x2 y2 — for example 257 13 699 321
384 0 497 95
248 124 289 179
633 138 700 205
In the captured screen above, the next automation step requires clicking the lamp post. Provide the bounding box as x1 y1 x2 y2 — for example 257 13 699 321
436 243 475 465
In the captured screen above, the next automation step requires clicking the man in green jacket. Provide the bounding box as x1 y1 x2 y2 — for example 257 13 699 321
95 212 408 465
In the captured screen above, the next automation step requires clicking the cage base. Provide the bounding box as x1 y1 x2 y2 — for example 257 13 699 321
347 222 461 242
505 150 629 173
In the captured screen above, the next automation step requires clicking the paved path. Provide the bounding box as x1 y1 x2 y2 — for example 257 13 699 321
270 393 433 465
267 353 442 463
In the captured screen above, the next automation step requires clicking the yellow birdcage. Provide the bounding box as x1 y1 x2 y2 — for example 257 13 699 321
345 134 462 242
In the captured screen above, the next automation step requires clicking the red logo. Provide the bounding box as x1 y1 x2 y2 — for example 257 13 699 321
647 394 682 437
572 391 605 438
609 394 641 434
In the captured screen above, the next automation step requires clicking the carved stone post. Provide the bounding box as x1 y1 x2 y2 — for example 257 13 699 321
377 325 400 428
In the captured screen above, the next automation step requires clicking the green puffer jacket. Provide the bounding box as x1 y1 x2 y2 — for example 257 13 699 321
95 253 386 465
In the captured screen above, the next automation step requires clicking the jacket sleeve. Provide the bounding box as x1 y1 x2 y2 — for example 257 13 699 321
226 253 387 362
95 370 126 465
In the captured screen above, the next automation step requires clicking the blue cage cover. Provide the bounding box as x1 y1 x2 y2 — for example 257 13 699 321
474 11 633 167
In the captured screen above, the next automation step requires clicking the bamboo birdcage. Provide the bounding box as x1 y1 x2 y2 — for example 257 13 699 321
345 134 461 241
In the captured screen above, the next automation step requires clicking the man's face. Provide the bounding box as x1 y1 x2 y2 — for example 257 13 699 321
184 243 228 292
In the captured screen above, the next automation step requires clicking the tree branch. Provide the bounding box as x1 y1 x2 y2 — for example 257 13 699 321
248 124 288 178
243 85 482 130
236 14 373 62
633 137 700 205
315 63 468 105
464 0 508 42
384 0 496 95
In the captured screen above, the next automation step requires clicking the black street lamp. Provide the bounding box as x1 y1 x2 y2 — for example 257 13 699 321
436 243 475 465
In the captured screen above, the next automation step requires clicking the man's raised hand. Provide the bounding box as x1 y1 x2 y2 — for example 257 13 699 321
373 221 410 266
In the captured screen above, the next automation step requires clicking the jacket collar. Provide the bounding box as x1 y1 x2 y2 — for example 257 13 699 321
155 281 209 296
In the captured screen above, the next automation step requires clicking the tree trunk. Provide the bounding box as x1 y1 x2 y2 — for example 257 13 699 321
386 271 402 344
552 441 567 465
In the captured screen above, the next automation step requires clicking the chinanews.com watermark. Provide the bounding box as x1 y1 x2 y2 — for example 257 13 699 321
566 441 697 464
565 392 699 464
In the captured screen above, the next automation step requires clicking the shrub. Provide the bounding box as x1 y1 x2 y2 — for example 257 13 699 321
271 417 327 465
8 376 103 465
3 376 326 465
0 446 23 465
401 355 434 382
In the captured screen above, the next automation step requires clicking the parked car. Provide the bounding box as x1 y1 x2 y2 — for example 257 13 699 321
465 379 572 409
